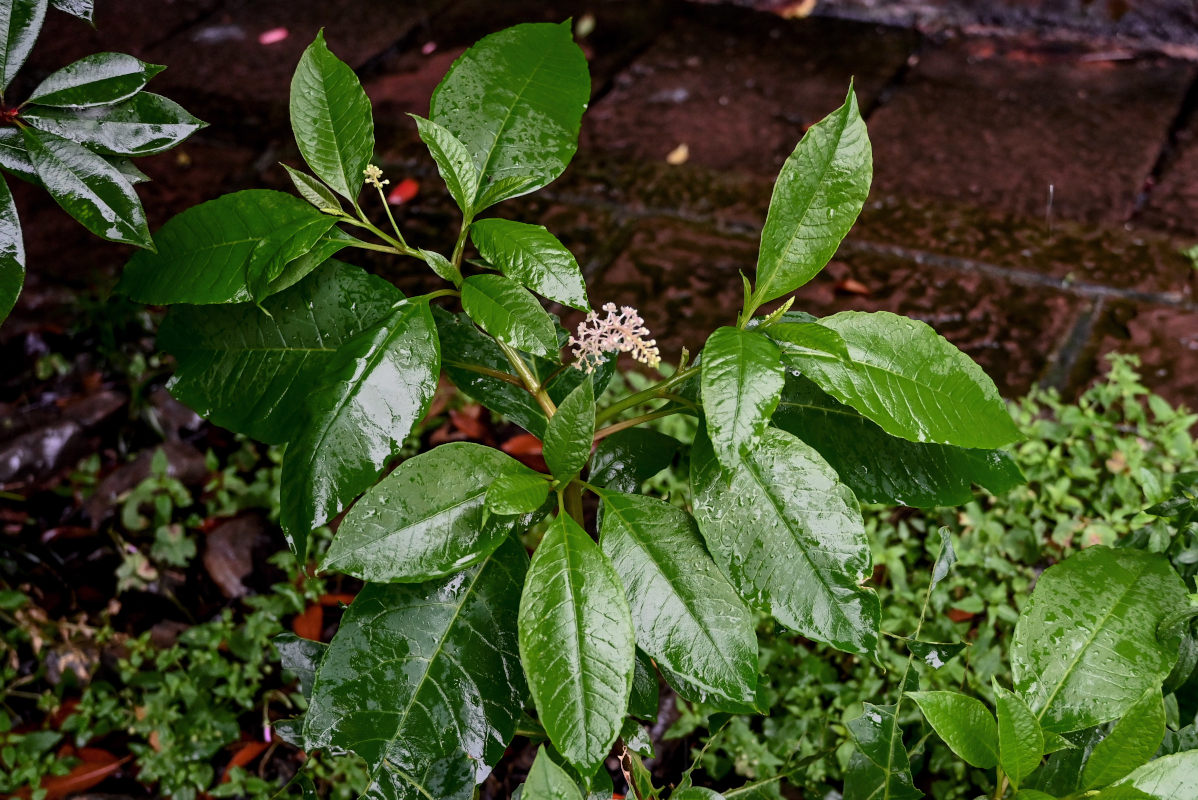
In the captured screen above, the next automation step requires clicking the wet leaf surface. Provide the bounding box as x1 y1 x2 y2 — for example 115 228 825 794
0 0 46 91
0 175 24 324
470 219 589 311
461 273 559 358
907 691 998 769
27 52 163 108
701 327 784 470
542 377 594 481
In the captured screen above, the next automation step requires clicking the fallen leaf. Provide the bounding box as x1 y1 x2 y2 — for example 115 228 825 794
387 177 420 205
39 749 129 800
834 277 870 296
946 608 975 623
450 406 487 439
501 433 547 472
665 143 689 165
221 740 269 783
292 605 323 641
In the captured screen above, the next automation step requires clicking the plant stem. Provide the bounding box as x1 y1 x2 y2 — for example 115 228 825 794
496 340 556 416
445 360 524 387
993 770 1009 800
593 407 681 442
375 185 408 249
564 481 585 525
349 240 405 255
451 216 474 273
596 365 699 425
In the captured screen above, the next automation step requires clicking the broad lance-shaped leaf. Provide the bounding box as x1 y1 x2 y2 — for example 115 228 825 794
118 190 348 305
305 537 528 791
1 0 47 91
469 219 589 310
589 428 681 494
284 165 342 213
1010 547 1187 733
290 30 374 201
598 490 758 712
27 52 164 108
701 327 784 469
518 513 635 775
791 311 1022 449
752 86 871 305
23 93 206 156
691 427 880 659
280 300 440 561
461 273 559 358
845 703 921 800
523 746 585 800
23 127 151 248
158 261 401 444
907 691 998 769
543 377 594 481
773 374 1023 508
486 470 551 516
322 443 539 582
1114 751 1198 798
430 22 589 210
1082 687 1165 790
995 683 1045 789
0 175 23 325
410 114 479 217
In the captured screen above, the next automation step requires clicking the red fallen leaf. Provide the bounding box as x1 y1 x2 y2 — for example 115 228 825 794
37 748 128 799
834 277 870 296
946 607 975 623
450 406 487 439
501 434 547 472
41 526 95 543
318 593 357 607
220 740 269 783
387 177 420 205
292 604 323 641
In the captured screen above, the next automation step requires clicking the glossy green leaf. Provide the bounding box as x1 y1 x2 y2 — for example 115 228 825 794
589 429 681 494
621 720 654 759
279 300 439 560
598 490 758 712
274 633 326 700
417 247 460 284
27 52 163 107
691 427 880 658
1082 688 1166 790
23 127 151 248
766 320 849 363
996 682 1045 789
118 190 343 304
907 691 997 769
523 746 585 800
1041 731 1075 755
907 640 967 669
752 87 871 305
430 22 589 210
543 376 594 481
0 175 23 325
1 0 48 90
305 537 528 789
159 260 400 445
1014 792 1057 800
772 374 1024 507
486 469 551 516
290 30 374 201
245 215 344 302
671 790 724 800
106 156 147 185
49 0 91 20
23 93 205 156
1088 787 1157 800
323 443 531 582
0 127 38 184
368 757 474 800
701 327 784 469
283 164 342 213
461 273 559 358
630 650 659 722
518 513 635 775
469 219 588 311
846 703 922 800
1114 751 1198 799
791 311 1022 449
410 114 479 217
931 527 957 590
1010 547 1188 733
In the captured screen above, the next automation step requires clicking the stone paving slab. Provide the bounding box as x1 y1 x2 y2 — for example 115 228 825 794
866 36 1195 225
1088 302 1198 405
584 6 919 175
1138 114 1198 237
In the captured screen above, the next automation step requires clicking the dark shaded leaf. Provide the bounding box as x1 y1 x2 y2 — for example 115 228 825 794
23 93 204 156
589 429 681 494
1 0 48 90
27 52 163 107
0 174 23 324
845 703 921 800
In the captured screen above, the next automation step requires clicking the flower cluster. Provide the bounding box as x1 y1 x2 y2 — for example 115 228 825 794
569 303 661 374
363 164 389 189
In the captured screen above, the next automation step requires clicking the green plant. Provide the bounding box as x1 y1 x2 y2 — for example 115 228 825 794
0 0 204 323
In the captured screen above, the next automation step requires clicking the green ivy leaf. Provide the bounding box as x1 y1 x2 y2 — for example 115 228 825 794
1010 547 1188 733
158 260 401 445
1082 688 1166 790
691 427 880 659
49 0 91 21
1 0 48 91
523 746 585 800
305 537 528 793
701 327 784 470
542 376 594 481
279 300 439 560
23 127 151 248
845 703 922 800
322 443 533 582
27 52 163 107
430 22 589 211
486 469 551 516
469 219 589 311
597 490 758 713
118 190 345 304
752 86 871 305
518 513 635 775
791 311 1022 449
589 429 681 494
461 273 559 358
996 682 1045 789
1114 751 1198 798
0 175 23 324
290 30 374 201
410 114 479 217
22 93 205 156
907 691 998 769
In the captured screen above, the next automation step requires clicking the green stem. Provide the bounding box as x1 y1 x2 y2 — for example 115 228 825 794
496 340 556 416
375 185 408 249
596 366 699 425
348 240 405 255
593 407 681 442
564 481 585 526
446 360 524 387
451 216 474 274
993 769 1009 800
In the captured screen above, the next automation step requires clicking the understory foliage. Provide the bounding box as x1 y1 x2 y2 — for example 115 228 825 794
9 14 1198 800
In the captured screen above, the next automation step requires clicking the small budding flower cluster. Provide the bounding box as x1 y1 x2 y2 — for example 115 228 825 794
363 164 389 190
569 303 662 374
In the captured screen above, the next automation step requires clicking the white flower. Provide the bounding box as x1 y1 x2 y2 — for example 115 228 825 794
568 303 661 373
363 164 389 189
